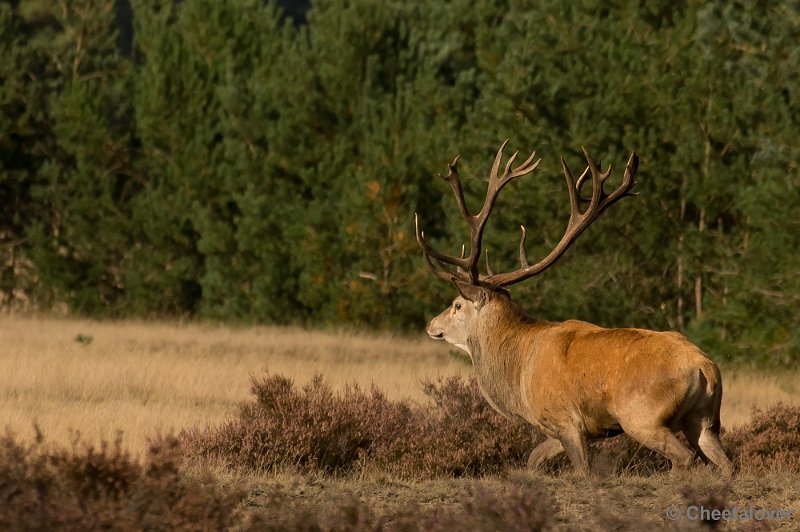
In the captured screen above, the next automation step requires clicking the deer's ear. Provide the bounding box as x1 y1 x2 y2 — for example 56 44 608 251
451 278 488 308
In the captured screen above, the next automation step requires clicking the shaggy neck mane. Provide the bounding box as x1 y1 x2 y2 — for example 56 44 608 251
467 294 539 418
489 294 536 325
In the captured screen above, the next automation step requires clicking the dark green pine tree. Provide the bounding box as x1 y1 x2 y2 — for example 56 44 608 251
137 1 306 322
685 2 800 364
203 4 310 324
1 0 135 313
126 0 211 316
130 0 312 321
0 3 46 306
273 0 469 327
416 0 674 329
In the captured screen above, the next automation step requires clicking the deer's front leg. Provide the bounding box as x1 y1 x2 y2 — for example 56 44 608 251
559 428 590 474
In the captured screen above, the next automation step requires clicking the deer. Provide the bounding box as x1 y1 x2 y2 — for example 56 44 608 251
415 140 732 475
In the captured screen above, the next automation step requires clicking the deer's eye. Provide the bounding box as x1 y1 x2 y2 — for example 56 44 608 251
454 303 462 311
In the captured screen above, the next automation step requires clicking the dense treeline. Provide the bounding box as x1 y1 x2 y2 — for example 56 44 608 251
1 0 798 364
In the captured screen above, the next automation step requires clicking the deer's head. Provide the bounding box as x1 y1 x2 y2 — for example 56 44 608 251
416 140 639 348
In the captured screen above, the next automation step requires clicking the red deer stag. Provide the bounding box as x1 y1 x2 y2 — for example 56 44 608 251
415 140 731 475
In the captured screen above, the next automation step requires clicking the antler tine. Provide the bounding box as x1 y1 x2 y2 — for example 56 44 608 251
502 151 519 178
468 142 541 282
622 151 640 194
511 149 540 178
600 164 612 185
415 141 542 286
575 165 591 192
561 156 581 224
518 225 529 268
456 244 466 275
578 149 621 205
487 149 639 287
439 154 470 221
415 213 469 282
489 139 511 185
581 147 605 207
574 158 603 205
485 249 494 276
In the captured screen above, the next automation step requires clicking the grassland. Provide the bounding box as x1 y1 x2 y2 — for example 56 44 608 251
2 313 797 451
0 314 467 453
2 313 799 530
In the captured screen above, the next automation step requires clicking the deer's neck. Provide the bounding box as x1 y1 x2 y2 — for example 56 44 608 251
469 302 541 418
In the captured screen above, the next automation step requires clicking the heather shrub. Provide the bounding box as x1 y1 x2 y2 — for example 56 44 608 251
387 377 535 477
182 373 535 478
723 402 800 473
0 432 241 531
59 435 140 502
0 431 89 530
183 372 694 479
182 373 420 474
3 427 548 531
132 435 244 530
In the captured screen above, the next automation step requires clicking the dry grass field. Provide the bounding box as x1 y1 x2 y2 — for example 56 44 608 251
0 314 468 453
2 313 797 453
2 313 799 530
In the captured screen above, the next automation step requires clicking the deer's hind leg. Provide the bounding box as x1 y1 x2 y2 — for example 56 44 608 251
623 424 695 471
527 437 564 470
683 415 732 475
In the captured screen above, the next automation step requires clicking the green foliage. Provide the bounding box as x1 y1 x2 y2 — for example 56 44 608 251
2 0 799 362
1 0 134 312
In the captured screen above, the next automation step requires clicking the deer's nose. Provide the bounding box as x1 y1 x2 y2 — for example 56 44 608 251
426 324 444 339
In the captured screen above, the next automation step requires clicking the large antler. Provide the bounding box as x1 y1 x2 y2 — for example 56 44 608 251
415 141 639 288
415 139 540 284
